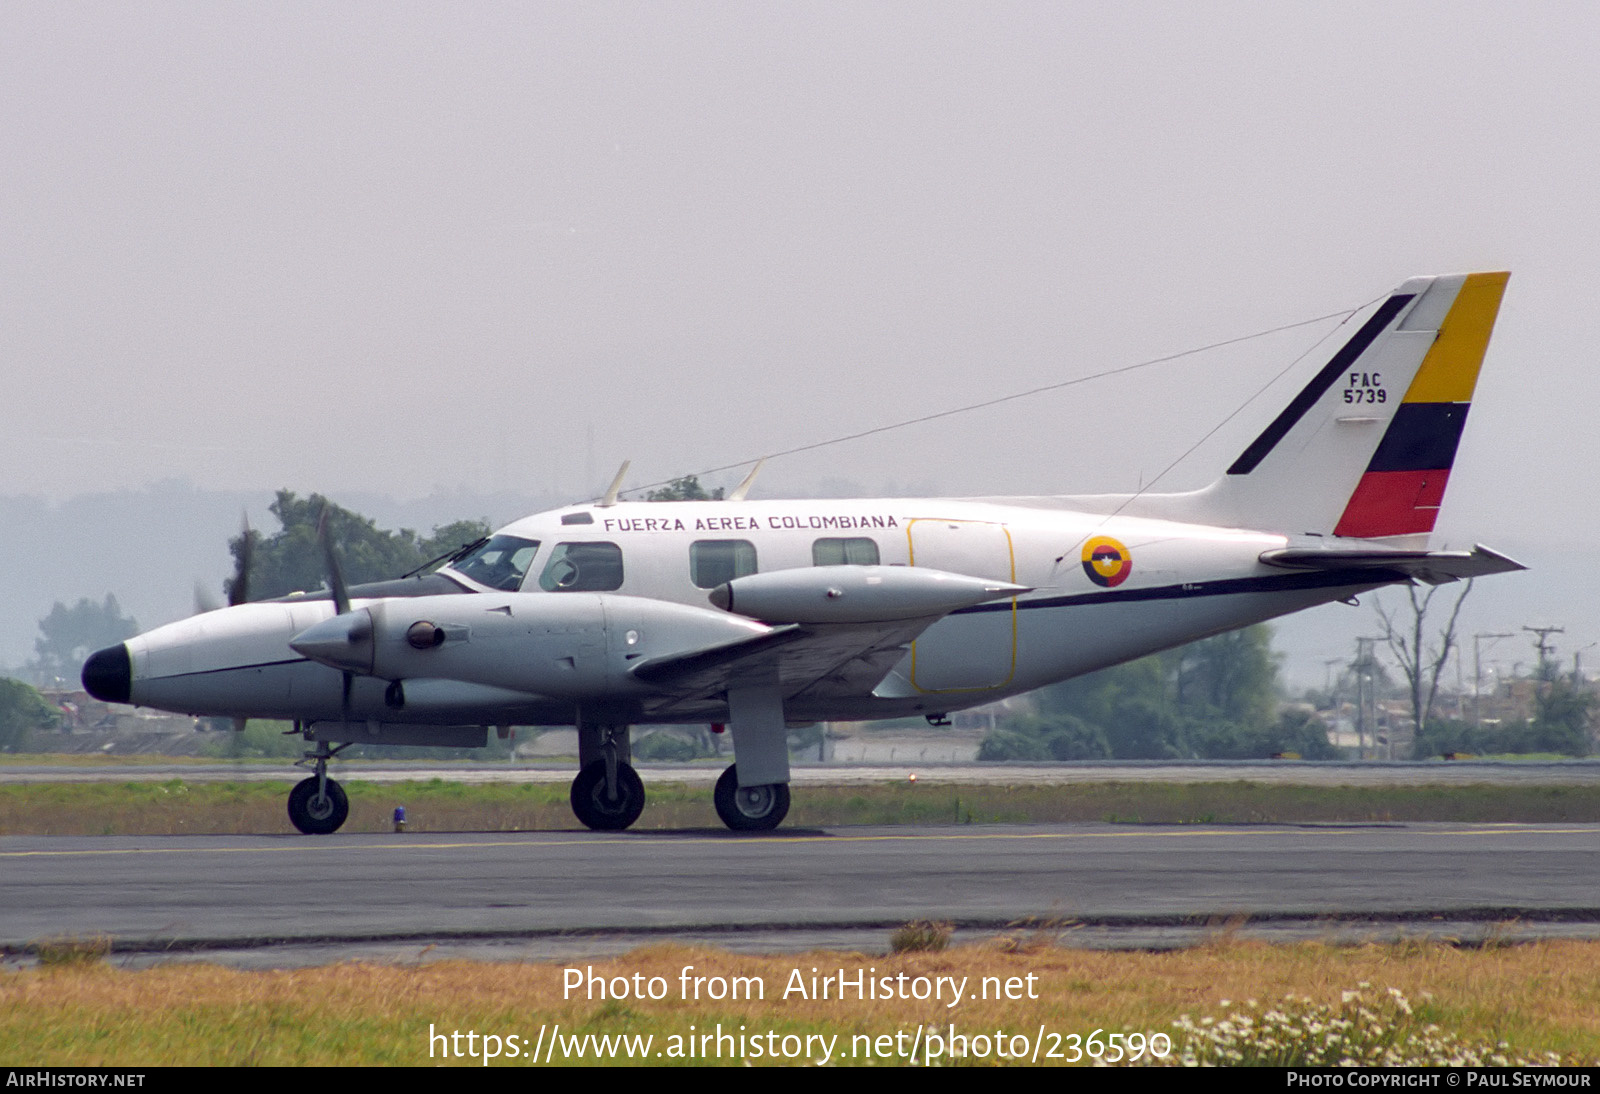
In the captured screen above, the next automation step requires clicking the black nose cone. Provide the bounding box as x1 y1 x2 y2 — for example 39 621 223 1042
82 644 132 703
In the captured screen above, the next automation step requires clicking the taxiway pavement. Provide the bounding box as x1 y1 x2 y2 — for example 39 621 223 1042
4 822 1597 964
7 759 1600 785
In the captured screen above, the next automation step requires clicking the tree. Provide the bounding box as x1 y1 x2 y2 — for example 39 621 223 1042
1528 677 1595 756
977 625 1322 760
983 625 1297 760
1268 707 1341 760
1186 705 1340 760
976 728 1053 761
224 491 491 602
422 520 493 560
32 596 139 686
0 677 59 750
646 476 724 502
1419 686 1594 758
1173 626 1279 728
1037 713 1113 760
1376 579 1473 750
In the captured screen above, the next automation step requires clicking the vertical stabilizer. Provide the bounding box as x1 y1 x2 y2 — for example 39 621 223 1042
1330 272 1509 538
1189 272 1508 540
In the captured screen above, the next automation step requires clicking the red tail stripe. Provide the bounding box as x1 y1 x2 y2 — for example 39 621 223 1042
1333 470 1449 538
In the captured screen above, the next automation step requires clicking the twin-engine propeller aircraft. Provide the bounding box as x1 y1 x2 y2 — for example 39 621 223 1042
83 271 1523 834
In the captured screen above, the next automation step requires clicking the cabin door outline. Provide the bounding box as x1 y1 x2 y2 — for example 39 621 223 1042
906 518 1018 693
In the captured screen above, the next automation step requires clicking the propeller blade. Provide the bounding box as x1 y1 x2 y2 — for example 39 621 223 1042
193 582 221 615
228 513 253 608
314 503 355 721
196 513 254 616
315 503 351 616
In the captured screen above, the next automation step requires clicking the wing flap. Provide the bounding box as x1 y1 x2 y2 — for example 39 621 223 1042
630 617 938 705
629 625 807 691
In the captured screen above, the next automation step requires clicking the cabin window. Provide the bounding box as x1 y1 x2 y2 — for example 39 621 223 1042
690 540 758 588
450 535 541 591
538 541 625 592
812 537 879 566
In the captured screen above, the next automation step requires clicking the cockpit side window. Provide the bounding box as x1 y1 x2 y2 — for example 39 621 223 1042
690 540 757 589
812 537 879 566
450 535 541 591
539 541 625 592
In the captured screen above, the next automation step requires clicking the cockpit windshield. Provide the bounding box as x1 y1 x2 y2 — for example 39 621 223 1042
448 535 540 591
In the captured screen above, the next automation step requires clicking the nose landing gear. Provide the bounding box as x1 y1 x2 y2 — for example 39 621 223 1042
569 722 644 831
288 739 350 835
569 760 645 831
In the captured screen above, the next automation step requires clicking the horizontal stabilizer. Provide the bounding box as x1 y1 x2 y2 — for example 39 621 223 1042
1258 543 1525 585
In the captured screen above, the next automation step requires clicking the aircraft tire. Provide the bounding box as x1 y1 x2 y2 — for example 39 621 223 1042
287 776 349 835
570 761 646 831
713 764 790 832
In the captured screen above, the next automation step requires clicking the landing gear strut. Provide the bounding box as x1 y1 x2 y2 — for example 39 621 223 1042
288 739 349 835
569 722 644 830
713 764 790 832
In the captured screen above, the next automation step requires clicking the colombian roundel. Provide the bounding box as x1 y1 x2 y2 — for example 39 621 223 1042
1081 536 1132 588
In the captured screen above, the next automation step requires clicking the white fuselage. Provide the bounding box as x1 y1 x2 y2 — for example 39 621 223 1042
119 496 1387 729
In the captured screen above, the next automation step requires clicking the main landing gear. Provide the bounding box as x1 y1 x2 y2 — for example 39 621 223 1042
713 764 790 832
567 761 790 832
288 739 349 835
563 721 791 833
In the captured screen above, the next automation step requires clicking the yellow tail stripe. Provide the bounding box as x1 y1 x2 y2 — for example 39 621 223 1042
1402 271 1510 404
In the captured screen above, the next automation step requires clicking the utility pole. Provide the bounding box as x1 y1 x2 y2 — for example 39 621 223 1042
1523 625 1565 687
1474 632 1514 728
1574 643 1596 686
1353 636 1383 760
1322 657 1344 715
1454 642 1465 719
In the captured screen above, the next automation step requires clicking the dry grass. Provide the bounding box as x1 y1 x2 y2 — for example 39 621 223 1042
31 935 111 968
889 920 953 953
2 779 1598 836
2 939 1598 1065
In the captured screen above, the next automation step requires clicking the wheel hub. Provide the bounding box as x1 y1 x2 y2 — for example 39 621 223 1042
591 786 632 815
735 785 775 817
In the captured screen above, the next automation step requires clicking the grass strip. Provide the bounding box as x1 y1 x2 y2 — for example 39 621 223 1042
0 779 1597 836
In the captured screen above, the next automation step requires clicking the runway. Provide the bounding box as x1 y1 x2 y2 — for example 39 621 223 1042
4 822 1598 965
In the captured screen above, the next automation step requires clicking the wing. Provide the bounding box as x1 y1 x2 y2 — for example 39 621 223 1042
629 565 1028 712
629 615 942 712
1258 543 1525 585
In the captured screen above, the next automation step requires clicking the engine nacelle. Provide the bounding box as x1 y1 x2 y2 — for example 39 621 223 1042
289 592 770 699
707 565 1028 624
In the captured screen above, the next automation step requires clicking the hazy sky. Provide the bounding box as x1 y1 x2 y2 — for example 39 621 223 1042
3 3 1597 680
